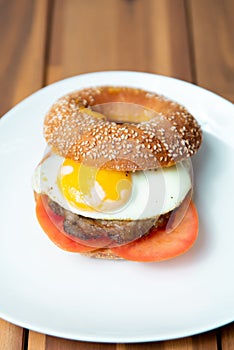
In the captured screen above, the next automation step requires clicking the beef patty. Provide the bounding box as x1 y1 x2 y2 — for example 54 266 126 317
47 196 170 246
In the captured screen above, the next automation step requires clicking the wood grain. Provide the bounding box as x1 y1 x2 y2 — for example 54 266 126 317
46 0 191 84
187 0 234 343
28 331 46 350
0 0 48 117
0 319 24 350
187 0 234 101
0 0 48 347
40 331 218 350
46 337 117 349
221 323 234 350
40 0 216 347
0 0 233 349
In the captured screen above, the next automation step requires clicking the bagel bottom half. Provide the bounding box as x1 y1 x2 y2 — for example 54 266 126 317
81 249 122 260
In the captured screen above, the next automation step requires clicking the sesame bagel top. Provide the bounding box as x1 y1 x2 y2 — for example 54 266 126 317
43 86 202 171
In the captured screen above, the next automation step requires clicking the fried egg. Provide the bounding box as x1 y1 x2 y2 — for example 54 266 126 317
59 158 132 213
32 153 192 220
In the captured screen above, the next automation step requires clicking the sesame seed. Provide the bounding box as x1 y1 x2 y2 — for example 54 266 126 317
44 86 202 170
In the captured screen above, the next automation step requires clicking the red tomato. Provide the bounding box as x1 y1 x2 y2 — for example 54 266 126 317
36 194 97 252
111 201 199 262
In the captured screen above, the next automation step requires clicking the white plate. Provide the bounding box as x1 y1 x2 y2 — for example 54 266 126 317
0 71 234 343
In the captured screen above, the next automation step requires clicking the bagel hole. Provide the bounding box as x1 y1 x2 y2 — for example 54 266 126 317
92 103 157 124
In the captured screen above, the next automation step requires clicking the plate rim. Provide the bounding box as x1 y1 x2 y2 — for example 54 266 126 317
0 71 233 343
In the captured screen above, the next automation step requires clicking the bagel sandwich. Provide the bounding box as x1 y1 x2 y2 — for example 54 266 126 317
32 86 202 262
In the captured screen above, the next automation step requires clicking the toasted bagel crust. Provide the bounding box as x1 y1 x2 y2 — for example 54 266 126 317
81 249 122 260
44 87 202 171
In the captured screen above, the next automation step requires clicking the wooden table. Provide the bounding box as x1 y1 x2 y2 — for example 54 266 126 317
0 0 233 349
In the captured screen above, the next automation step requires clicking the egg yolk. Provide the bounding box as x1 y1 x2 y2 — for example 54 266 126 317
58 159 132 213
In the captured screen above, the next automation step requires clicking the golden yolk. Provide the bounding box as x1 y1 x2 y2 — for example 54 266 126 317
58 159 132 213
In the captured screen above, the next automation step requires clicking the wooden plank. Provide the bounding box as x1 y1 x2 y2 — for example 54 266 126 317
221 323 234 350
191 331 218 350
27 0 227 349
0 0 48 348
46 0 192 84
28 331 46 350
188 0 234 101
118 343 165 349
0 0 228 349
0 0 48 117
186 0 234 347
0 319 24 350
46 337 116 349
33 0 216 349
116 344 160 350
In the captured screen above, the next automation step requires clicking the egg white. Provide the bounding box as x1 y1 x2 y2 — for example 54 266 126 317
32 154 192 220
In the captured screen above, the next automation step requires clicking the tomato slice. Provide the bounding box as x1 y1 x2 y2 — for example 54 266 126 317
111 201 199 262
35 194 97 252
